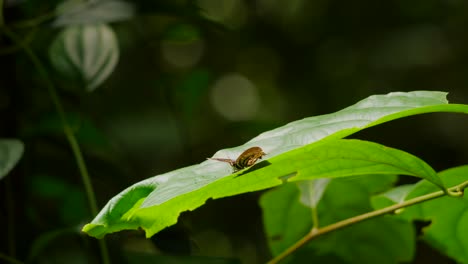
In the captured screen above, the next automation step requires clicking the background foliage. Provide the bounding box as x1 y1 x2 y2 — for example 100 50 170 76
2 0 468 263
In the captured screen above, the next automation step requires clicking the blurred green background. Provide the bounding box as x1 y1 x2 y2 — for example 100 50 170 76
1 0 468 263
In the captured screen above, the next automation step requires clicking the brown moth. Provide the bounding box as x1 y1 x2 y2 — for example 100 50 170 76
208 146 266 171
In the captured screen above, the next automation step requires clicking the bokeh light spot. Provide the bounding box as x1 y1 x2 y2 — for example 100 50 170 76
197 0 248 29
160 39 204 69
210 73 260 121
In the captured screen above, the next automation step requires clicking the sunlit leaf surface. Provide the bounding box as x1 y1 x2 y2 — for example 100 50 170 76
82 91 468 238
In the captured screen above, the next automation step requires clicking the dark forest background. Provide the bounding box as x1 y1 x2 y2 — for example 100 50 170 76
1 0 468 263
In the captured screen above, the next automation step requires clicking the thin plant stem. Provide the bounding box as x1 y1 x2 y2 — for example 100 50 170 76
9 10 56 28
268 180 468 264
2 2 16 258
6 178 15 257
0 28 37 55
0 0 4 26
0 252 23 264
310 201 319 229
1 26 110 264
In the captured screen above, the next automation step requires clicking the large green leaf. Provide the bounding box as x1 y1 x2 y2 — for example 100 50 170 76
83 91 468 238
0 139 24 180
84 139 445 238
260 175 414 264
373 166 468 262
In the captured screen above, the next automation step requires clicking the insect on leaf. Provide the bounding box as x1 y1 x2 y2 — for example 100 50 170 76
82 91 468 238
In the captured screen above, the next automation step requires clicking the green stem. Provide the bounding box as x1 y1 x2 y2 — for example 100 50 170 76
6 178 15 257
0 28 37 55
0 252 23 264
310 201 319 229
0 0 4 26
1 27 109 264
268 180 468 264
9 10 56 28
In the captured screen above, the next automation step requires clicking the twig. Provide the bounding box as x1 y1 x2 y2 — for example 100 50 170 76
0 251 23 264
268 180 468 264
1 26 110 264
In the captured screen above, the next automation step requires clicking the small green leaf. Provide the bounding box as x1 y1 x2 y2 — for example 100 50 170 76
0 139 24 180
49 23 119 91
54 0 135 26
260 175 413 263
83 91 468 238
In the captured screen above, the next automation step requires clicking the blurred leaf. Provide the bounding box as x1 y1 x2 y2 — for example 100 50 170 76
54 0 135 26
133 0 227 31
163 23 202 42
29 175 88 224
49 23 119 91
81 91 468 238
374 166 468 263
260 175 414 264
31 174 69 198
124 252 241 264
27 227 81 263
174 69 213 117
0 139 24 180
28 112 109 147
